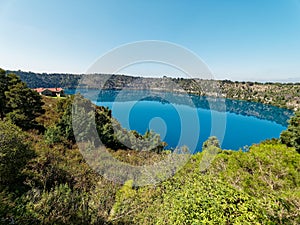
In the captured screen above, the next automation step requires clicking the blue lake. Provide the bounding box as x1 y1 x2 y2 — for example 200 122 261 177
65 89 293 152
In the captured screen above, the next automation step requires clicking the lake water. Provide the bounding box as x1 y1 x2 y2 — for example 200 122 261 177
65 89 293 152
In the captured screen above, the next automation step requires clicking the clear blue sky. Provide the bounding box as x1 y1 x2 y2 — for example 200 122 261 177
1 0 300 81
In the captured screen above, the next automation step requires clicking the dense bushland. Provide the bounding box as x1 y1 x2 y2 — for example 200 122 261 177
0 71 299 224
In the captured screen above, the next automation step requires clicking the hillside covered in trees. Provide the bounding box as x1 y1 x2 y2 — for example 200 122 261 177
10 70 300 111
0 69 300 224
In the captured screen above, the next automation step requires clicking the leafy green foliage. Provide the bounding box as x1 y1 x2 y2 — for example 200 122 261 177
109 142 300 224
110 180 135 220
52 94 166 152
0 70 45 130
115 129 167 153
0 69 8 119
209 143 300 224
5 73 45 129
211 144 300 195
155 177 266 224
200 136 222 172
202 136 220 149
26 184 90 224
1 72 299 224
55 96 77 143
11 125 119 224
280 111 300 153
0 120 35 189
44 125 63 144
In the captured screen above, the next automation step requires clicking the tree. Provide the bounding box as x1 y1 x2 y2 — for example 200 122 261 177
280 111 300 153
202 136 220 149
0 120 35 189
200 136 221 172
0 68 8 119
4 73 45 130
56 94 96 144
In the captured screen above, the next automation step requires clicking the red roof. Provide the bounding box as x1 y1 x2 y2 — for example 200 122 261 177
34 88 63 93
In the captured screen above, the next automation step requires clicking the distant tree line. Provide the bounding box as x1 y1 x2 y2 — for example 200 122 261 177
9 69 300 110
7 70 81 88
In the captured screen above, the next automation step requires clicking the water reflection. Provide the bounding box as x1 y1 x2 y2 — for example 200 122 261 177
66 89 293 127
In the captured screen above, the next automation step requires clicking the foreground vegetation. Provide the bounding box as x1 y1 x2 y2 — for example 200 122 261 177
0 70 300 224
110 141 300 224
